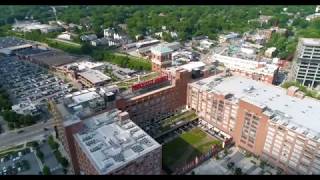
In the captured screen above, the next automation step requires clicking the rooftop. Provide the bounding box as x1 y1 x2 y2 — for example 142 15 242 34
301 38 320 47
56 87 118 126
151 45 173 55
179 61 206 72
74 110 161 174
0 36 30 49
59 61 104 71
30 51 80 67
15 47 48 56
78 69 111 84
212 54 278 75
191 75 320 141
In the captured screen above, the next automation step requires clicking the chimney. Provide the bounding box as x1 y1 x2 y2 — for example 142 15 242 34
118 111 130 125
287 86 299 97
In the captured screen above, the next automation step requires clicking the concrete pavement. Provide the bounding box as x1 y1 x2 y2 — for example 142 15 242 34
0 119 54 150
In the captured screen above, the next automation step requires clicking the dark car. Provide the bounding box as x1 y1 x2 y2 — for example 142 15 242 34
17 130 24 134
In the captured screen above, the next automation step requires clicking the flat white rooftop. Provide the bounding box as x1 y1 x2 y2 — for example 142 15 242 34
191 75 320 140
301 38 320 47
79 69 111 84
180 61 205 72
61 61 104 71
72 91 100 105
75 110 161 174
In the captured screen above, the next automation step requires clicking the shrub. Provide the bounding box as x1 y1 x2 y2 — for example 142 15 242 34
42 165 51 175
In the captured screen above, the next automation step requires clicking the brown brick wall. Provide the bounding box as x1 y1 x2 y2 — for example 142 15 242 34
73 137 99 175
234 100 269 156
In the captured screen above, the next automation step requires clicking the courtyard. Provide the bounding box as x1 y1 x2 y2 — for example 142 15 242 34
190 146 280 175
162 127 221 173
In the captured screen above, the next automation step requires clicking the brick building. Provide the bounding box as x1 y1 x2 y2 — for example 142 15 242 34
212 53 279 84
50 86 118 173
116 69 192 136
151 45 174 72
187 75 320 174
73 110 162 175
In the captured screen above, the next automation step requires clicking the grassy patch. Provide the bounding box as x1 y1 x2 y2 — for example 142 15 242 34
281 81 320 100
0 144 24 155
162 128 221 171
114 72 160 89
160 111 197 132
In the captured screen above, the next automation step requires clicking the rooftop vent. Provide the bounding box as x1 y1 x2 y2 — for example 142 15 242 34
90 144 102 152
113 153 125 162
140 138 153 147
282 122 289 126
132 145 144 153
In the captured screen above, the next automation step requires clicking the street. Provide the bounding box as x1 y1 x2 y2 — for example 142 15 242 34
0 119 54 150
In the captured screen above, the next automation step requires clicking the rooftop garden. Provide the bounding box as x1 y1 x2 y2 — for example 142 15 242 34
160 110 198 133
281 81 320 100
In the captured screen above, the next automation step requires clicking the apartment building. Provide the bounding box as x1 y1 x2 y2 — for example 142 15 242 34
73 110 162 175
116 69 191 136
187 75 320 174
290 38 320 89
50 86 118 173
212 53 279 84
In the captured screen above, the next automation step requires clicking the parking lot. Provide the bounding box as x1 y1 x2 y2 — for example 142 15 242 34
40 142 63 174
0 56 73 115
0 37 30 49
190 146 280 175
0 147 41 175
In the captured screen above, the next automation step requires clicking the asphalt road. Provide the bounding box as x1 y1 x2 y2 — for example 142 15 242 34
0 119 54 150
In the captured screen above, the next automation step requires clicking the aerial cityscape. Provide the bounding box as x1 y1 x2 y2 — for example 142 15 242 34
1 5 320 175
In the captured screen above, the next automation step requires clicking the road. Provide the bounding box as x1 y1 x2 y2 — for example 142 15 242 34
52 38 81 47
200 48 214 65
0 119 54 150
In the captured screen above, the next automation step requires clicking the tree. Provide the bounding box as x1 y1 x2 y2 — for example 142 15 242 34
48 135 60 150
227 162 235 169
42 165 51 175
80 43 93 54
60 157 69 168
36 150 44 162
234 167 242 175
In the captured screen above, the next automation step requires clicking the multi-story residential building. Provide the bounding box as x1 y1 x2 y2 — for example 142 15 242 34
116 69 191 136
50 86 119 173
187 75 320 174
116 63 217 137
73 110 162 175
212 53 279 84
290 38 320 89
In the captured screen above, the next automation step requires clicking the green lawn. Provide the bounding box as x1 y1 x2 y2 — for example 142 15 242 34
162 128 221 172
